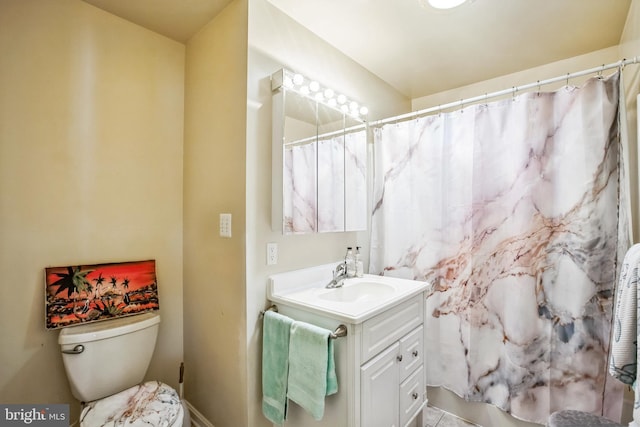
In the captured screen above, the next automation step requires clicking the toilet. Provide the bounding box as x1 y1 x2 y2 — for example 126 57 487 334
58 311 189 427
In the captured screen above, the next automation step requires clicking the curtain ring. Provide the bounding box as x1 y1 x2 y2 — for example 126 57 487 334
512 86 517 101
536 80 541 96
566 73 570 87
620 58 627 72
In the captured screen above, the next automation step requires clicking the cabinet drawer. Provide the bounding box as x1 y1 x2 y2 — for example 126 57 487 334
399 325 423 382
399 365 425 427
361 294 424 363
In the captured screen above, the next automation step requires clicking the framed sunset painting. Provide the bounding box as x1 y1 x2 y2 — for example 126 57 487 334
45 260 159 329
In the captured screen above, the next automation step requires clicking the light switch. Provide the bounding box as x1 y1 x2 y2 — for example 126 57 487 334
219 213 232 238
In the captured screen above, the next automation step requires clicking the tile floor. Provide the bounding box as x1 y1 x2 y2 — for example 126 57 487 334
424 405 481 427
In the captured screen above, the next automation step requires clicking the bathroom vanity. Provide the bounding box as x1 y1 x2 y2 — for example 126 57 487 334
267 263 429 427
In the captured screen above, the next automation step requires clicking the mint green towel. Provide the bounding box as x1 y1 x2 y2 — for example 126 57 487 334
262 311 293 425
287 321 338 420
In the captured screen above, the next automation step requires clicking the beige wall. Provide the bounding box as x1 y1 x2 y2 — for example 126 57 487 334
183 0 248 426
248 0 409 123
245 1 409 426
0 0 185 422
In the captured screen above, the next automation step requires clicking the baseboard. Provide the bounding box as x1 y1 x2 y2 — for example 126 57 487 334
184 399 215 427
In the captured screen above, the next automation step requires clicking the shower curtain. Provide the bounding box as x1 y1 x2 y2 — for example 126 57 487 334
369 72 628 424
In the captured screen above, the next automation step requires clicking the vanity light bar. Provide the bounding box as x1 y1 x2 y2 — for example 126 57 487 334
271 68 368 121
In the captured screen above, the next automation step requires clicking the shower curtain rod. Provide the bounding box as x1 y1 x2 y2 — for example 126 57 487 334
284 122 366 147
370 56 639 127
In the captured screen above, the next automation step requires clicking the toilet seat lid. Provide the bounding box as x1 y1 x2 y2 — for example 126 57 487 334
80 381 183 427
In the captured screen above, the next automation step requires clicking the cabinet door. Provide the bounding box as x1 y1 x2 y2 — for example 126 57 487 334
399 325 423 382
361 342 400 427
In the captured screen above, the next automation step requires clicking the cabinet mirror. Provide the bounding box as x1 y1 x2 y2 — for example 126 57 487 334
272 69 367 234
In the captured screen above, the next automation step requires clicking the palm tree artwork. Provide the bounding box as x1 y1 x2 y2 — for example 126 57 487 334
45 260 159 329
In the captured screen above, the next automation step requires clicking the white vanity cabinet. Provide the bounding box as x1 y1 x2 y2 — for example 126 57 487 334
360 295 425 427
267 265 429 427
271 292 427 427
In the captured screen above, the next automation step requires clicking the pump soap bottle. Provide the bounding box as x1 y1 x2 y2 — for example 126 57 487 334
345 247 356 278
355 246 364 278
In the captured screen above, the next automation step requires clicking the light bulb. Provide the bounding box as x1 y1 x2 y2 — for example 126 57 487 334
282 70 367 122
426 0 468 9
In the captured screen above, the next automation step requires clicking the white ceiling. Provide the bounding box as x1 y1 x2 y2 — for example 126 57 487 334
82 0 631 99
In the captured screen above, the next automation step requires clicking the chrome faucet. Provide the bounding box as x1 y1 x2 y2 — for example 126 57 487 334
326 263 348 288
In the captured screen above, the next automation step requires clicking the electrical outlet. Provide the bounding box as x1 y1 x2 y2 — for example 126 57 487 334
267 242 278 265
219 213 232 238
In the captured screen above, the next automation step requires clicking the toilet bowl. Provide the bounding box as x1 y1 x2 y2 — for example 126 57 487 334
58 312 188 427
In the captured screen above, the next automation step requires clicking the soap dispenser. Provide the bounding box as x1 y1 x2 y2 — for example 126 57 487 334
355 247 364 278
345 247 356 277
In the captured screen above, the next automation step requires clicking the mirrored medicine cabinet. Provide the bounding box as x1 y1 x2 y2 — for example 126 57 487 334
271 68 368 234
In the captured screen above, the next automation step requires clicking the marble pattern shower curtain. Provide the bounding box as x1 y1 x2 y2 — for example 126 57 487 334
370 73 627 423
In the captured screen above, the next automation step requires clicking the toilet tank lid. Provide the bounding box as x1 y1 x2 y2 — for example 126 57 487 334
58 311 160 345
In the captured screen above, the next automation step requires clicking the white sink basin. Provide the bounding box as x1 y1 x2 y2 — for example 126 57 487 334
318 281 395 303
268 262 429 323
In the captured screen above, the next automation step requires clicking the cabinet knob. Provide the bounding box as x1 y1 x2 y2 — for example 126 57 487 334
412 350 419 357
412 392 419 400
396 354 403 362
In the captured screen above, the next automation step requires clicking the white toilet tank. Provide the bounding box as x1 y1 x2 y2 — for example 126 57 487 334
58 311 160 402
